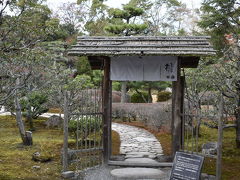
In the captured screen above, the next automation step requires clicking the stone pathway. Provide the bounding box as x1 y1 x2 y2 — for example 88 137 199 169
112 123 163 156
110 123 167 179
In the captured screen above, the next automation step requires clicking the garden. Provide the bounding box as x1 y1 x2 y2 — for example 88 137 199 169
0 0 240 179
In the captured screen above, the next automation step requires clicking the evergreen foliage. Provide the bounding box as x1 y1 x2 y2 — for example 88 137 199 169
20 92 49 119
157 91 172 102
198 0 240 51
131 91 149 103
69 117 101 141
105 0 150 36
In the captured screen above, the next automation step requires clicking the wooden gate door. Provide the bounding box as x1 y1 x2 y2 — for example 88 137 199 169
64 87 103 173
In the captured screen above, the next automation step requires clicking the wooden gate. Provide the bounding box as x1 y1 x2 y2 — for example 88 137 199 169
63 87 103 173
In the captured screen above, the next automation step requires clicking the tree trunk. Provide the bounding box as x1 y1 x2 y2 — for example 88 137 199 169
15 78 32 146
236 95 240 148
15 95 26 144
15 96 32 145
147 87 152 103
136 89 147 103
121 81 127 103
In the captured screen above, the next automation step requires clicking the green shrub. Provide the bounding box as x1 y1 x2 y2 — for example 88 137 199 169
20 92 49 119
68 117 102 141
112 81 121 91
131 92 148 103
157 91 172 102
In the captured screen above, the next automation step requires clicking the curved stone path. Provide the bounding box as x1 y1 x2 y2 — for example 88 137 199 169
112 123 163 156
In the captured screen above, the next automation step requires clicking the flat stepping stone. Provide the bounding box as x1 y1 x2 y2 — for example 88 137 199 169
126 152 157 159
126 152 155 156
125 154 145 158
111 168 165 179
125 158 158 164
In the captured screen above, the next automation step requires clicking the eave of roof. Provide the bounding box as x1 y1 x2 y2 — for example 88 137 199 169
68 36 216 57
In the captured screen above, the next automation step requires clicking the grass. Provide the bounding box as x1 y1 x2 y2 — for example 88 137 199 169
200 127 240 180
0 115 121 179
183 125 240 179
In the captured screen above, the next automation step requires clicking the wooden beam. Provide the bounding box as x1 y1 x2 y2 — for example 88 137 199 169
88 56 105 70
180 56 200 68
172 58 183 156
103 57 111 164
88 56 200 70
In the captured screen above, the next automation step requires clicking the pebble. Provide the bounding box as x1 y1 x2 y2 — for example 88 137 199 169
32 165 41 170
62 171 75 179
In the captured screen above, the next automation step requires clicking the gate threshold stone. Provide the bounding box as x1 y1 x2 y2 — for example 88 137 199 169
111 168 165 179
125 158 158 163
125 152 156 159
108 160 173 167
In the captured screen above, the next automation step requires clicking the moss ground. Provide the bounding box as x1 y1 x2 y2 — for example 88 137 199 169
0 116 120 180
0 116 63 180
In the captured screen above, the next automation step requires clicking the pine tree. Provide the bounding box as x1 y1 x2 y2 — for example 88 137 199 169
105 0 151 36
198 0 240 51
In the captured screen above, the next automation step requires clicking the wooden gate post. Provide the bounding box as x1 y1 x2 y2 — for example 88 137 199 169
109 80 112 157
63 91 69 171
103 57 111 164
172 58 183 156
216 96 223 179
180 76 185 150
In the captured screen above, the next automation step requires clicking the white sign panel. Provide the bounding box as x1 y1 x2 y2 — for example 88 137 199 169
110 56 178 81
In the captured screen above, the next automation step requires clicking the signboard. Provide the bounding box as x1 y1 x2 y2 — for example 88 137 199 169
170 152 204 180
110 56 178 81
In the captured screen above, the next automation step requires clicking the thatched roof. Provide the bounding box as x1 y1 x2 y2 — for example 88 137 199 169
68 36 216 56
67 36 216 69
